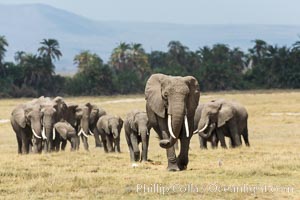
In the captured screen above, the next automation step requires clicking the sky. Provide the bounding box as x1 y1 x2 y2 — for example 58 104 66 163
0 0 300 25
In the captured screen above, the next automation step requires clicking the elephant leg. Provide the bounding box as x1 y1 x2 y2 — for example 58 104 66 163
129 132 141 159
156 116 178 171
177 136 190 170
125 133 136 162
162 130 178 171
21 131 30 154
199 136 208 149
211 133 218 149
228 121 241 147
16 135 22 154
216 129 227 149
115 138 121 153
93 129 102 147
61 140 67 151
101 135 108 153
106 135 114 152
81 135 89 151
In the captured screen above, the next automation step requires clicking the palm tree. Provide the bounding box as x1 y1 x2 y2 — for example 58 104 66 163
74 50 103 73
0 36 8 63
22 54 53 87
129 43 150 78
38 39 62 62
167 41 189 65
110 42 130 71
0 36 8 76
14 51 26 64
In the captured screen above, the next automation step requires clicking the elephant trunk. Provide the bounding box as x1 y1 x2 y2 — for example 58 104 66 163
112 128 119 139
160 112 184 149
78 117 89 138
44 126 54 151
31 122 42 139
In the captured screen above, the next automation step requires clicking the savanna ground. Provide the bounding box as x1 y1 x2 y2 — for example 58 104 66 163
0 90 299 200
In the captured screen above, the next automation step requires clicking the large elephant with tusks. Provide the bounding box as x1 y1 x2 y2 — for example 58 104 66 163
145 73 200 171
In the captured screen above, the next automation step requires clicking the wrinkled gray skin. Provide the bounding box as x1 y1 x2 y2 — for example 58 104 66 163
61 103 83 151
145 74 200 171
194 99 250 148
96 115 123 153
76 103 93 151
63 103 92 151
124 110 151 162
88 104 107 147
40 97 67 152
10 101 43 154
53 121 79 151
194 104 219 149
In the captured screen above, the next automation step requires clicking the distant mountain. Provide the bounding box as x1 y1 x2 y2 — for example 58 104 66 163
0 3 299 73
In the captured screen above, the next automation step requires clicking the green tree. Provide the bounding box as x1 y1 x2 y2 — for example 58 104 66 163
69 51 113 95
38 39 62 62
0 36 8 76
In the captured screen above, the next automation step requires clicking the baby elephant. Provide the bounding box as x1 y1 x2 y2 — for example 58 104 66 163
53 121 80 151
96 115 123 153
124 110 151 163
194 99 250 149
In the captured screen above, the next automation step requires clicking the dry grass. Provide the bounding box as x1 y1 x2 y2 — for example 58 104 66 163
0 90 299 199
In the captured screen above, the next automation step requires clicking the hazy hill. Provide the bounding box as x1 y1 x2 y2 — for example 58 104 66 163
0 3 299 73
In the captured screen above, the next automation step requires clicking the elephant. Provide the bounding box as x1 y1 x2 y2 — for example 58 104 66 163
124 110 151 163
96 115 123 153
40 96 67 153
88 104 107 148
10 102 43 154
63 103 92 151
145 73 200 171
53 121 79 151
193 99 250 148
194 103 219 149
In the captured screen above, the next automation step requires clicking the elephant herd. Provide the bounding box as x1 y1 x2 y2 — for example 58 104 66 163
10 73 250 171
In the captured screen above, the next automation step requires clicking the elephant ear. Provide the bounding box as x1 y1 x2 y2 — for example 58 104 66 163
12 107 26 128
98 116 110 133
98 107 107 118
127 111 138 132
145 74 167 118
184 76 200 117
54 122 68 140
217 103 234 127
85 102 93 113
75 107 83 119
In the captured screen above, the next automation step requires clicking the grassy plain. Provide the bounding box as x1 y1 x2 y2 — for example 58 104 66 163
0 90 299 199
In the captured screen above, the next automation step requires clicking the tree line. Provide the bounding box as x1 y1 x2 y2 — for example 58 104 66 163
0 36 299 97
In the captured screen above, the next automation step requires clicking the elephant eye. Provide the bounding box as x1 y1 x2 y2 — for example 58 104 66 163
163 92 168 99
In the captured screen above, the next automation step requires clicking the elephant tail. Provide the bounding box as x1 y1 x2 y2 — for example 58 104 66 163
242 125 250 147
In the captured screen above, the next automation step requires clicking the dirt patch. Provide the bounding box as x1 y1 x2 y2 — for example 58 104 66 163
0 119 9 124
269 112 300 116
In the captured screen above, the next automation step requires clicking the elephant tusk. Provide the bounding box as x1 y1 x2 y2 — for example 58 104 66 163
184 115 189 137
147 130 149 135
82 130 89 138
198 121 209 133
89 130 94 136
53 127 56 140
167 114 176 139
41 126 47 140
32 128 42 139
77 128 83 136
193 129 199 134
